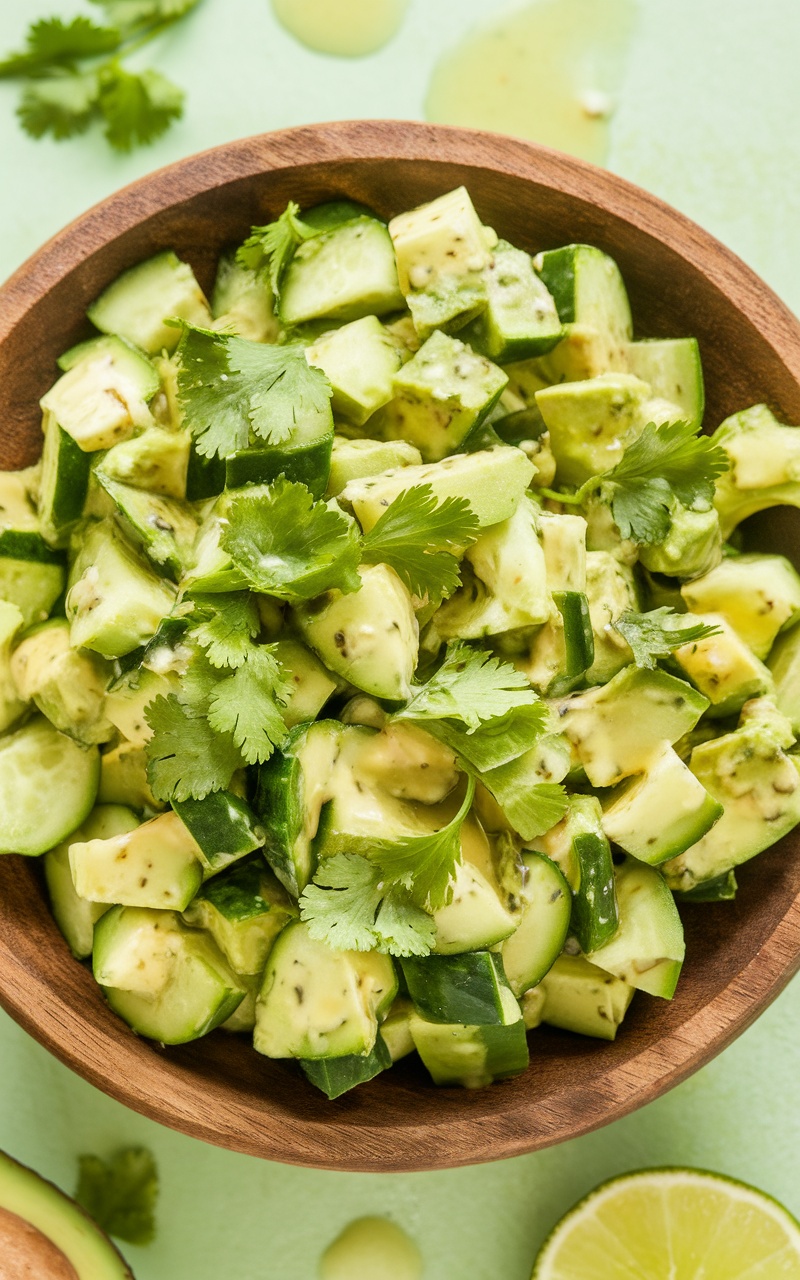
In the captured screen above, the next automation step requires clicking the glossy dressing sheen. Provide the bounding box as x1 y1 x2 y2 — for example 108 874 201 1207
271 0 409 57
426 0 636 165
320 1216 422 1280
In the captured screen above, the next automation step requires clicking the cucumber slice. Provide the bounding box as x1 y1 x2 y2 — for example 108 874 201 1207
87 251 211 355
183 857 294 975
601 742 723 864
461 240 563 362
10 616 114 745
626 337 704 432
224 437 332 500
500 853 571 996
97 426 190 500
536 372 652 487
570 828 618 955
43 804 139 958
300 1035 392 1099
0 717 99 855
186 445 226 501
171 790 265 874
539 954 635 1040
211 249 278 343
408 1006 528 1088
96 476 198 581
0 600 27 733
70 811 203 910
94 905 245 1044
279 218 404 327
254 920 397 1059
588 860 685 999
401 951 518 1025
38 415 92 548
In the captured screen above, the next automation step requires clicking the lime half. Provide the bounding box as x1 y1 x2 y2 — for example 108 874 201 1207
532 1167 800 1280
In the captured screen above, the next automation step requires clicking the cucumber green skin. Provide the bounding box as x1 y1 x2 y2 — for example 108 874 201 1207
626 336 705 432
255 749 308 896
500 853 572 996
673 869 737 902
554 592 594 679
172 791 265 872
570 831 619 954
0 717 99 856
539 954 635 1040
38 420 92 548
300 1035 391 1099
410 1013 529 1087
224 437 332 499
588 860 685 999
102 980 243 1046
0 530 64 565
769 624 800 734
186 446 225 501
57 334 160 400
400 952 512 1026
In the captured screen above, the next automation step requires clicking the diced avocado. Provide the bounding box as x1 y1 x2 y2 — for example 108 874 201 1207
104 666 172 747
270 637 337 727
408 1005 528 1088
325 437 422 497
11 617 114 745
254 920 397 1059
87 251 211 355
539 510 588 592
588 859 685 999
220 973 260 1033
663 699 800 890
601 742 723 864
255 719 342 896
37 414 92 548
211 248 279 342
626 337 705 431
44 805 139 958
379 996 416 1062
0 1148 133 1280
343 445 534 534
535 372 652 486
554 665 709 787
279 217 404 326
354 721 459 804
681 554 800 659
539 953 635 1040
388 186 493 338
470 730 571 843
431 814 518 954
66 520 176 658
379 330 508 463
183 858 295 975
70 810 203 911
94 905 245 1043
97 426 190 499
500 852 571 995
638 502 722 581
170 789 264 875
671 612 774 716
0 716 100 856
98 740 165 812
533 244 633 380
306 316 406 426
294 564 418 701
0 601 27 732
41 339 158 452
712 404 800 538
460 240 562 362
436 494 550 639
768 624 800 733
96 476 198 580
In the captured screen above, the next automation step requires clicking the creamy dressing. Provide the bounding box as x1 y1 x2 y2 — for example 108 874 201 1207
319 1216 422 1280
426 0 636 166
272 0 409 58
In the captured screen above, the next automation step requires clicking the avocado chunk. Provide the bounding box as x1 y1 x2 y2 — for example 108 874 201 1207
0 1148 133 1279
681 554 800 659
44 804 140 959
582 550 637 684
11 617 114 745
535 372 653 486
638 502 722 581
670 612 774 717
182 858 295 975
306 315 406 426
539 953 635 1040
460 240 563 362
711 403 800 538
601 742 723 865
70 810 203 911
588 859 685 999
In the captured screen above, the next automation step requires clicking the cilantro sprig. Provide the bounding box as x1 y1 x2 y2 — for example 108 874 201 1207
613 607 722 669
299 854 436 957
541 420 728 545
0 2 202 152
361 487 479 604
174 323 333 459
75 1146 158 1246
237 202 315 298
396 640 539 733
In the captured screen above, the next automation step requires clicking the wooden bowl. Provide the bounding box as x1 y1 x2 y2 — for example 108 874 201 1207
1 121 799 1173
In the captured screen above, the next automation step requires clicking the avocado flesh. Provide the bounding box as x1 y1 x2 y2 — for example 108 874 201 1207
0 1149 132 1278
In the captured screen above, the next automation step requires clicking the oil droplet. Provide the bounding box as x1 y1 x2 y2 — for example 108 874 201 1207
319 1215 423 1280
426 0 637 166
272 0 409 58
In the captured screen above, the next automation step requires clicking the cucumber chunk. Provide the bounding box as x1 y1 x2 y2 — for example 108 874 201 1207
570 822 619 955
182 858 295 975
306 315 405 426
539 954 635 1040
87 251 211 355
0 600 27 732
0 717 99 855
96 476 198 580
534 243 632 378
300 1035 392 1098
94 905 245 1044
408 1005 528 1088
37 415 92 548
461 240 562 362
171 790 265 874
211 249 278 343
44 805 139 958
500 852 571 996
0 470 66 624
279 218 404 326
768 624 800 733
626 336 704 431
601 742 723 865
41 347 155 453
11 617 114 745
401 951 518 1026
588 859 685 999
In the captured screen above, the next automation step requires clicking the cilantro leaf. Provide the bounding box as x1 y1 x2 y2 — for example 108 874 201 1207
98 64 183 151
299 854 435 957
485 772 569 840
367 776 476 911
602 421 728 544
0 17 119 78
189 592 261 668
18 71 100 141
206 647 290 765
613 607 722 669
75 1146 158 1246
360 486 479 603
91 0 200 25
175 324 332 458
398 641 538 732
144 694 241 801
237 201 314 297
220 478 362 601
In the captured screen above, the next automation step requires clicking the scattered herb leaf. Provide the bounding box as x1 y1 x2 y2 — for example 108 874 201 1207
299 854 436 956
361 485 479 604
75 1146 158 1246
613 607 722 669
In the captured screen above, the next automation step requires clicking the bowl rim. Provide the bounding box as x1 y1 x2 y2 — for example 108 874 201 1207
1 119 799 1172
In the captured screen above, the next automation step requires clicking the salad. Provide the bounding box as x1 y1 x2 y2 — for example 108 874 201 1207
2 185 800 1099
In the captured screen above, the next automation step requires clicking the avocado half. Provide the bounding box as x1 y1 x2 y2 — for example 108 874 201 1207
0 1148 133 1278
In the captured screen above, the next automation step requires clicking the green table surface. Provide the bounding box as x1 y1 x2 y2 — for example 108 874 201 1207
1 2 800 1275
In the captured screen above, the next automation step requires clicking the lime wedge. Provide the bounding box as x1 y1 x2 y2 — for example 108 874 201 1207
532 1168 800 1280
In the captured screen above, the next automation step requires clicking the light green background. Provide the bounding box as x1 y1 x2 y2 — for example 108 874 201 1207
1 2 799 1275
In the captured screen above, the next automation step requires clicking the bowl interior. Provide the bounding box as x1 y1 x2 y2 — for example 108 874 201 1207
0 122 799 1171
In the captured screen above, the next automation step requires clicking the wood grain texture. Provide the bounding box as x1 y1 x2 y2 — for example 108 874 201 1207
0 120 799 1171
